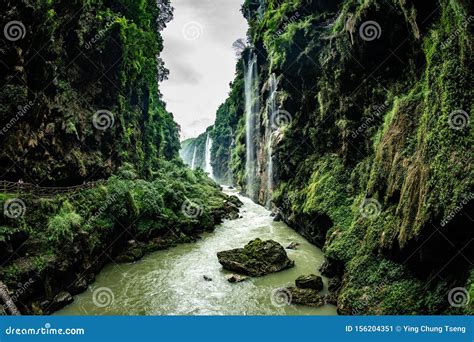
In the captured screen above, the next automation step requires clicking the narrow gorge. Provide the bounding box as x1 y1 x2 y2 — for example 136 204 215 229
0 0 472 316
187 0 473 315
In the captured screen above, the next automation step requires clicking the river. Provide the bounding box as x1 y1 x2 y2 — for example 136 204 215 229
57 188 337 315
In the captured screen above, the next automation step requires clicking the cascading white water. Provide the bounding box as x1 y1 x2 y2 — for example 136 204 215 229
191 146 197 170
257 0 265 19
244 53 259 200
266 73 278 208
204 134 214 179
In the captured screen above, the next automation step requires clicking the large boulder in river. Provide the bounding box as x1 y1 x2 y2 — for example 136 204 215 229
295 274 323 291
217 239 294 276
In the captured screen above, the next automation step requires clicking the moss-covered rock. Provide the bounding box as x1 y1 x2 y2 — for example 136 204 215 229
209 0 472 314
295 274 323 291
217 238 294 276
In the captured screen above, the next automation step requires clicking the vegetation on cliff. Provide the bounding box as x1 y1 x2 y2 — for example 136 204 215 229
208 0 473 314
0 0 179 184
0 0 237 314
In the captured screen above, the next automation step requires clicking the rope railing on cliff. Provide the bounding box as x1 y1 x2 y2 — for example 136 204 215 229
0 180 105 198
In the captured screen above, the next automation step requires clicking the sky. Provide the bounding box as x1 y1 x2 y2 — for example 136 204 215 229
160 0 248 141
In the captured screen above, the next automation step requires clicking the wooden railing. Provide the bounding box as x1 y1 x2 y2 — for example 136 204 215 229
0 180 105 198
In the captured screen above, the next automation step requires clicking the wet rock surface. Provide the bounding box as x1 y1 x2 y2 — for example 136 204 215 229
217 238 294 276
295 274 323 291
226 274 249 283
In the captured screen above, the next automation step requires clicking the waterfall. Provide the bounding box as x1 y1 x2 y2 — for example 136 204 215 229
257 0 265 20
266 73 278 208
204 134 214 179
191 146 197 170
244 53 259 200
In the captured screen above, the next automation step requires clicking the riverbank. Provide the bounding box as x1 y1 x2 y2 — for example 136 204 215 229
57 188 337 315
0 163 240 315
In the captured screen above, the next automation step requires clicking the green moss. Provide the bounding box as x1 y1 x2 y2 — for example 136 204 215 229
210 0 471 315
300 155 353 229
47 201 82 246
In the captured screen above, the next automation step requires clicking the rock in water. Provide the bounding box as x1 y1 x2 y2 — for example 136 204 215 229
203 275 213 281
286 242 299 250
50 291 74 311
226 274 249 283
286 287 325 307
295 274 323 291
217 238 294 276
273 212 283 222
228 195 243 207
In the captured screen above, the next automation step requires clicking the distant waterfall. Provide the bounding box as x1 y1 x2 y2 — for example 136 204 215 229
191 146 197 170
266 73 278 208
244 53 259 200
204 134 214 179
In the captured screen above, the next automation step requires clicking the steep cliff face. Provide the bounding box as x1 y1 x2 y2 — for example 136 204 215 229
0 0 238 314
211 0 473 314
0 0 180 185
